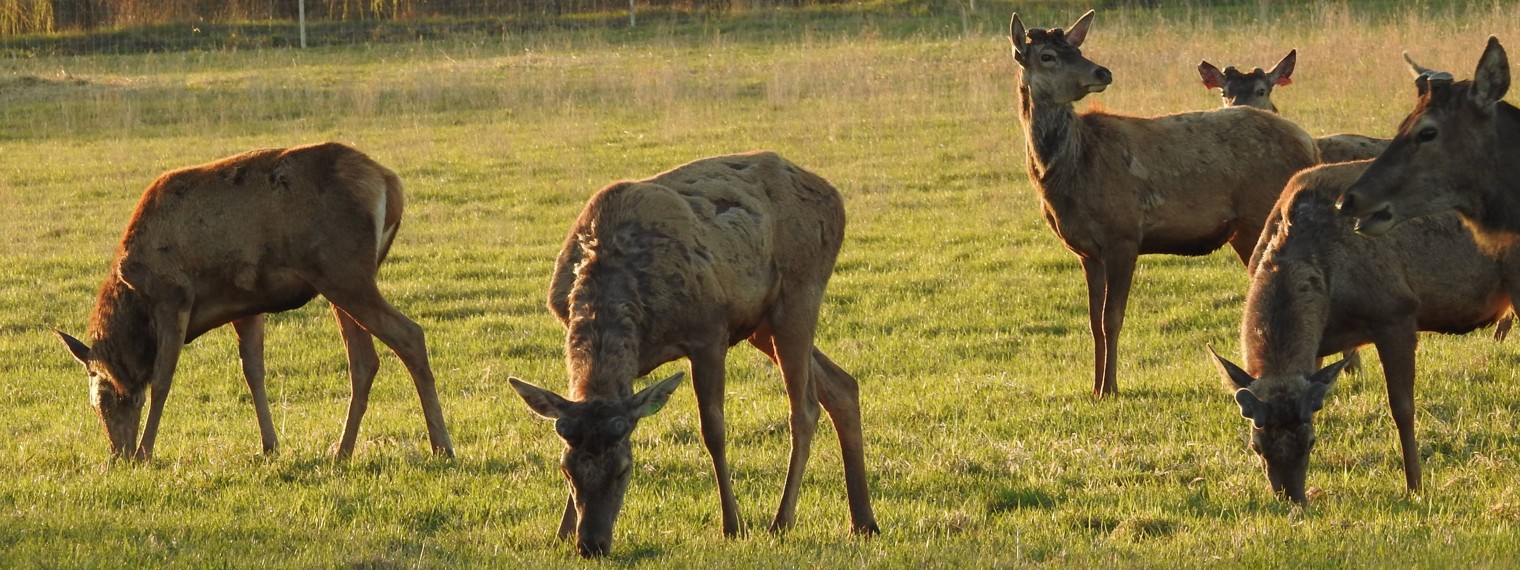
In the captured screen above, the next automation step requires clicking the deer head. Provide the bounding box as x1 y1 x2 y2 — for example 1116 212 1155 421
510 372 685 557
56 330 145 458
1337 37 1511 235
1208 346 1349 505
1198 50 1296 112
1009 10 1113 105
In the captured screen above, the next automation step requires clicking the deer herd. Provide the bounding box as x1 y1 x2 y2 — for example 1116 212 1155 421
43 7 1520 558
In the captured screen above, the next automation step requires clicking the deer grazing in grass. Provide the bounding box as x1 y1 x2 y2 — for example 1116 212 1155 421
509 151 878 557
1011 10 1318 396
1210 160 1519 504
1339 37 1519 240
1198 50 1390 163
54 142 454 460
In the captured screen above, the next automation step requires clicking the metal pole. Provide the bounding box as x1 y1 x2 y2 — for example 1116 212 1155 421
299 0 308 48
628 0 635 27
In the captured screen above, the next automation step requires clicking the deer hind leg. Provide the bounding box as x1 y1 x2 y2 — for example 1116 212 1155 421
1374 326 1422 492
232 315 278 453
330 304 380 459
691 341 743 536
1079 256 1108 397
311 275 454 458
808 348 879 535
755 288 825 533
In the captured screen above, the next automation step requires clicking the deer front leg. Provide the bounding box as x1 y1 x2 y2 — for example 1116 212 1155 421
1078 256 1108 397
1097 249 1138 397
1374 328 1422 492
558 494 576 541
136 303 192 461
233 315 278 454
692 341 742 537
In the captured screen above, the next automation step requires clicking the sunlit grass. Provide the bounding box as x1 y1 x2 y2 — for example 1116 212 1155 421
3 2 1520 567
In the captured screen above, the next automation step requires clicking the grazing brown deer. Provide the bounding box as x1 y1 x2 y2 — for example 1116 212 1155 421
54 142 454 460
1198 50 1390 163
1011 10 1318 396
509 151 878 557
1209 160 1518 504
1339 37 1519 241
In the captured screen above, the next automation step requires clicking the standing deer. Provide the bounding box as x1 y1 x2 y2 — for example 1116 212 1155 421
1338 37 1518 239
1209 160 1518 504
1205 50 1515 345
1011 10 1318 396
54 142 454 460
509 151 878 557
1198 50 1390 163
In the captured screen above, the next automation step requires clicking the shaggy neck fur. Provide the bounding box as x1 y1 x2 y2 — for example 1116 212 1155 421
1241 196 1338 381
1017 81 1091 201
1467 101 1520 235
86 276 156 395
564 243 646 402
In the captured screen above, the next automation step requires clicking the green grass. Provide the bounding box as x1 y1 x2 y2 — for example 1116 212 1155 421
4 2 1520 567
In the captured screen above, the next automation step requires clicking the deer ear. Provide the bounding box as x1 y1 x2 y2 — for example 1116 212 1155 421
1472 36 1510 109
1009 12 1028 62
631 371 685 419
1198 61 1226 90
509 377 572 420
1235 389 1268 429
1310 357 1350 387
1207 344 1256 390
1065 9 1095 48
54 329 90 367
1269 49 1296 86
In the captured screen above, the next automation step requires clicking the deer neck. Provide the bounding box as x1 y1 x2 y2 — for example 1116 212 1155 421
1017 83 1087 190
86 278 158 394
1241 254 1330 380
563 269 644 402
1469 101 1520 236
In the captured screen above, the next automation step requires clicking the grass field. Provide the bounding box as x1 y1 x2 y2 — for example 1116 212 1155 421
5 1 1520 567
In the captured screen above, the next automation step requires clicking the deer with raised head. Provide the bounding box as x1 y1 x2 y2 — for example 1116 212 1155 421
1011 10 1319 396
1199 50 1390 163
509 151 878 557
1339 37 1518 240
1209 160 1519 504
54 142 454 460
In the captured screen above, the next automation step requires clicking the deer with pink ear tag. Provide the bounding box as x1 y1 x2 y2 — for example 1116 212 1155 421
512 151 878 558
1010 9 1318 396
1198 49 1391 163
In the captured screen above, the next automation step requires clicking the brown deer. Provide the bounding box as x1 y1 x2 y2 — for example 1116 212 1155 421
1011 10 1319 396
1339 37 1519 241
54 142 454 460
1210 160 1518 504
509 151 878 557
1198 50 1390 163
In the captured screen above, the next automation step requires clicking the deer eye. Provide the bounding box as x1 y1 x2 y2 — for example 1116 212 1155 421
1040 53 1055 63
1256 89 1266 97
1417 127 1437 142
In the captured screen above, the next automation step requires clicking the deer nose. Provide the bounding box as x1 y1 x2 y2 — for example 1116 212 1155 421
577 538 611 558
1094 66 1113 84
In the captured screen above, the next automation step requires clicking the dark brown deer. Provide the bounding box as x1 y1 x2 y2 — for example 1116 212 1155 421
54 142 454 460
1339 37 1519 241
1210 160 1518 504
1199 50 1390 163
509 151 878 557
1011 10 1319 396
